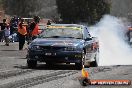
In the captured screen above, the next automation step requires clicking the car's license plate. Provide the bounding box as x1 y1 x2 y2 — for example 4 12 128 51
45 53 52 56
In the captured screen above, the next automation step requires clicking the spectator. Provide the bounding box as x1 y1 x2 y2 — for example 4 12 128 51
0 19 7 42
47 20 51 25
10 16 19 42
17 19 27 50
30 16 40 40
4 24 10 46
10 16 19 34
26 21 32 44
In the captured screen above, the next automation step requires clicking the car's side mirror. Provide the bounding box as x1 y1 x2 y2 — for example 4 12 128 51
85 37 92 41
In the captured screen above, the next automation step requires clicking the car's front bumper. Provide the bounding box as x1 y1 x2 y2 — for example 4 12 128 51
28 50 83 63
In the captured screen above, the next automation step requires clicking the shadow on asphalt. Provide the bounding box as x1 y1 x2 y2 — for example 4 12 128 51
1 50 19 51
17 57 27 59
14 63 80 70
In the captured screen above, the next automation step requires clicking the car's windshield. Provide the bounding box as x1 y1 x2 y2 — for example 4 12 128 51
38 26 83 39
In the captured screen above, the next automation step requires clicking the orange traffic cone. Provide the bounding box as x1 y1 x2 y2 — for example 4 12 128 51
81 65 91 86
81 65 88 78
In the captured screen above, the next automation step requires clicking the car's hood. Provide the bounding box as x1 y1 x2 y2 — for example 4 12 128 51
31 38 84 47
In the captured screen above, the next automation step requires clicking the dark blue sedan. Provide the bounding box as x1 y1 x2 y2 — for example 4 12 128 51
27 24 99 70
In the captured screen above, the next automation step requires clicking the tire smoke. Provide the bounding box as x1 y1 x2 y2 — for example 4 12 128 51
90 15 132 66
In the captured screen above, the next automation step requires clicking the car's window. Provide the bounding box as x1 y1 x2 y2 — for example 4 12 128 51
83 27 91 39
38 26 83 39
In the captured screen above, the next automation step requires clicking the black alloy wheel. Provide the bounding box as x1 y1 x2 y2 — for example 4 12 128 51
75 51 85 70
27 60 37 68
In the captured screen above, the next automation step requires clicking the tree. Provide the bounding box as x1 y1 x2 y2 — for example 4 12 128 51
3 0 42 17
2 0 57 18
56 0 110 24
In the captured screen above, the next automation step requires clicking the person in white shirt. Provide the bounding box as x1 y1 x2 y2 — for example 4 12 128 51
4 24 10 46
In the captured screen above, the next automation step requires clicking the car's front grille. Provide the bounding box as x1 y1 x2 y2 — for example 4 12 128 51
40 46 65 51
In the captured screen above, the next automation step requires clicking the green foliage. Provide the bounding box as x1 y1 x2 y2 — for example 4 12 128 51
0 0 3 8
2 0 57 18
3 0 42 17
56 0 110 24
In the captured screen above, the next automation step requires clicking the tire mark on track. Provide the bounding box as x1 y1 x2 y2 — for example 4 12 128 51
0 69 34 80
0 70 78 88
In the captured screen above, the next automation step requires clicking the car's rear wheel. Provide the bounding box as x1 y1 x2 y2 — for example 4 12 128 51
90 61 97 67
90 54 98 67
27 60 37 68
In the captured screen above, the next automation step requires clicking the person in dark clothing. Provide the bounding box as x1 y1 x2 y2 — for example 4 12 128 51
26 21 32 44
1 19 7 30
47 20 51 25
0 19 7 42
10 16 19 42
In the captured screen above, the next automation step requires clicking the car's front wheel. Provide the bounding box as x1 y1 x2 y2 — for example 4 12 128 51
27 60 37 68
75 61 83 70
75 51 85 70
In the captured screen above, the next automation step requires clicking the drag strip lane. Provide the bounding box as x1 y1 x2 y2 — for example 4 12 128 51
0 70 78 88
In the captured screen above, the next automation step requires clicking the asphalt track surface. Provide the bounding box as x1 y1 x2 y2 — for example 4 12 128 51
0 42 132 88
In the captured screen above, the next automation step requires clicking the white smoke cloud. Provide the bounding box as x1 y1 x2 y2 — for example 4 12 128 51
89 15 132 66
